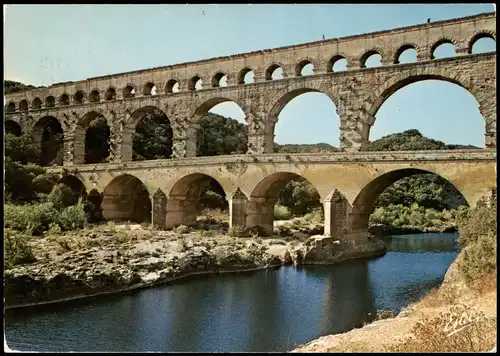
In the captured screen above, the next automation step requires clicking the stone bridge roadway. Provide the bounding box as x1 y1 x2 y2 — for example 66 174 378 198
46 149 496 241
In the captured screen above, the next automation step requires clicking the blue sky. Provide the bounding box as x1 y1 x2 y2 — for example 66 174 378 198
4 4 496 148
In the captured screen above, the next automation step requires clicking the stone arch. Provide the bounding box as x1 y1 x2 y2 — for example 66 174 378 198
327 53 349 72
362 67 485 143
5 120 22 136
430 37 458 59
6 101 16 113
263 81 339 154
237 67 254 84
122 105 172 162
89 89 100 103
45 96 55 108
346 168 470 240
143 81 156 96
59 174 88 205
265 62 287 80
360 48 385 68
165 173 229 229
73 90 86 105
32 97 42 110
123 84 137 99
393 42 420 64
19 100 29 112
32 115 64 166
247 171 322 235
74 109 113 164
467 30 496 54
59 93 70 106
190 93 248 121
105 87 117 101
190 94 249 157
188 75 203 91
102 174 152 223
211 72 227 87
295 57 319 76
165 79 179 94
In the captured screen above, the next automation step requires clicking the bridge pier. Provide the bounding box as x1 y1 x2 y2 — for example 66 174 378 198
246 197 277 236
164 196 199 229
102 193 136 221
228 188 248 229
323 189 350 240
151 189 167 229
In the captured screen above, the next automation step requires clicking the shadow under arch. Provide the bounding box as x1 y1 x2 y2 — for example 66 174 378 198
266 86 339 153
74 110 111 165
247 172 323 236
32 115 64 166
122 105 173 162
363 70 490 147
347 168 469 240
165 173 229 229
5 120 22 136
59 174 88 205
102 174 151 223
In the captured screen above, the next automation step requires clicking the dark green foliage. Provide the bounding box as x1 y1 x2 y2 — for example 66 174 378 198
49 183 78 209
360 129 480 152
276 179 322 216
4 133 39 164
4 80 36 94
85 116 110 164
456 196 496 283
274 142 338 153
375 174 466 210
133 110 173 160
4 229 37 269
197 113 247 156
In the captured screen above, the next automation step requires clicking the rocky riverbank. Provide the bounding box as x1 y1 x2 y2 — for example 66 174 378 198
4 222 386 309
291 251 497 352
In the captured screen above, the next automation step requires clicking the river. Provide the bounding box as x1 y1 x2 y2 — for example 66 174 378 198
4 232 459 352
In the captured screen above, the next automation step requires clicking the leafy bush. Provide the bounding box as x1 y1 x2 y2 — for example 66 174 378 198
56 201 86 231
48 183 77 209
456 197 497 283
4 229 37 269
274 205 292 220
5 202 59 235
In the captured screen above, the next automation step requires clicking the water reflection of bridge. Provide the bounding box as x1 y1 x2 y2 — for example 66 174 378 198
384 234 460 253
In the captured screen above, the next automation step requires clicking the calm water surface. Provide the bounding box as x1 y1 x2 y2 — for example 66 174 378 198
5 232 459 352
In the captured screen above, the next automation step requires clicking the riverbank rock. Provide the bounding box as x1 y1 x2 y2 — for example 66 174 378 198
300 236 387 265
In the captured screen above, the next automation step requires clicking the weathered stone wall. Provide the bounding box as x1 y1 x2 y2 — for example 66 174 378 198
4 12 497 154
4 53 497 158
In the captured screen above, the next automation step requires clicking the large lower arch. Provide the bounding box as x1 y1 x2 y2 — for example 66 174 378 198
122 106 173 162
102 174 151 223
362 68 495 148
5 120 22 136
247 172 322 236
264 83 339 154
32 116 64 166
165 173 228 229
74 110 112 164
346 168 469 241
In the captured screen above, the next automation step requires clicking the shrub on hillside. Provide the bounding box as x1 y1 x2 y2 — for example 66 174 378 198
4 229 37 269
56 201 86 231
456 197 497 283
274 205 292 220
5 202 59 235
